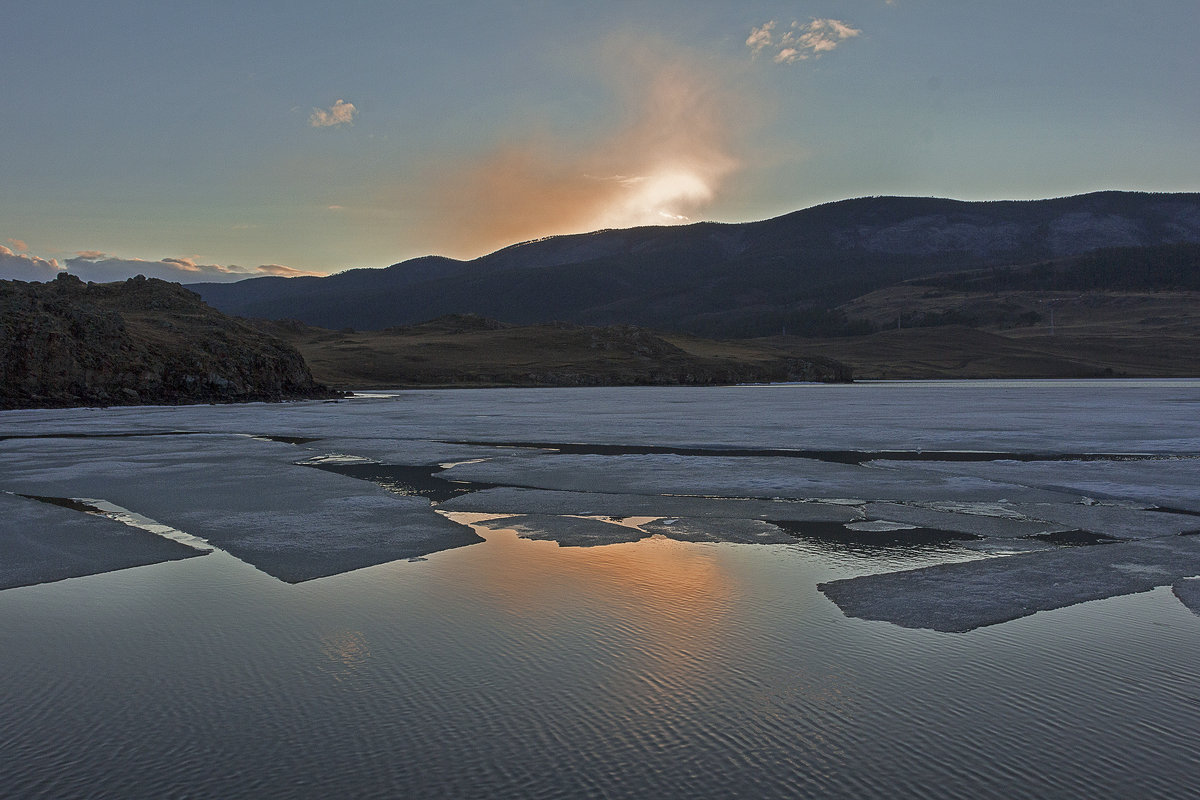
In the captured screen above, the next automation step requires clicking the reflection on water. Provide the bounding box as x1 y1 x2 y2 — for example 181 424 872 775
1 517 1199 799
319 630 372 683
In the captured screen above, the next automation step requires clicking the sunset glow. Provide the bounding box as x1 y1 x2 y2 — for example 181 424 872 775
2 2 1197 280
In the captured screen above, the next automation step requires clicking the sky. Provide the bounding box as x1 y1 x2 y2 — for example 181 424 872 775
3 0 1199 284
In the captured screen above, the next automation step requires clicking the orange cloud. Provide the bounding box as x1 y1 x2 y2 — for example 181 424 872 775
6 238 29 252
407 41 750 258
257 263 321 277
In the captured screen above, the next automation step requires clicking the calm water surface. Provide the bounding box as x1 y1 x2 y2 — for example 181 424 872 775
2 516 1199 798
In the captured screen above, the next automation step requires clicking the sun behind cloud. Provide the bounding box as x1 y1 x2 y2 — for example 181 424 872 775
407 40 749 258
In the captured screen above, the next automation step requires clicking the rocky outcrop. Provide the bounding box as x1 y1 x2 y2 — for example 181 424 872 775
1 273 339 408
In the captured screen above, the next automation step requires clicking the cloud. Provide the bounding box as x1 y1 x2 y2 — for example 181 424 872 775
0 245 62 281
746 22 775 54
747 18 862 64
61 253 318 283
407 40 750 258
6 238 29 253
256 264 320 277
309 99 357 128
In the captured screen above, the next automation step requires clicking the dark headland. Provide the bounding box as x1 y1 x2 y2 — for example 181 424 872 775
1 273 340 409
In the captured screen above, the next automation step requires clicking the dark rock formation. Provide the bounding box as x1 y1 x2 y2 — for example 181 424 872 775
1 273 339 408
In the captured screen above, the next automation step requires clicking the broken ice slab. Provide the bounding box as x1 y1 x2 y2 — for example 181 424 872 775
475 514 651 547
864 500 1200 541
439 454 1082 504
472 513 798 547
0 435 482 583
879 458 1200 514
861 502 1070 539
818 535 1200 632
1004 502 1200 539
438 487 863 522
0 492 206 591
1174 578 1200 617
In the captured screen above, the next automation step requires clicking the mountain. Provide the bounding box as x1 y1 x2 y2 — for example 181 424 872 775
1 273 338 408
192 191 1200 338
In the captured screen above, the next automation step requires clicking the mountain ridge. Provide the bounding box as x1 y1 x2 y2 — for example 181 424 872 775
192 191 1200 337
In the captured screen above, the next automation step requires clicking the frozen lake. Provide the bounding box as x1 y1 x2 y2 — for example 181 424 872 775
2 380 1200 798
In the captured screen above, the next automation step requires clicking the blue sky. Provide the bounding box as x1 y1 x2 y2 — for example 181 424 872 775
3 0 1198 283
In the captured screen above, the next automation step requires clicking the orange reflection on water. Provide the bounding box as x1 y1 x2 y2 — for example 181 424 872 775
442 513 734 619
439 512 744 709
319 629 372 683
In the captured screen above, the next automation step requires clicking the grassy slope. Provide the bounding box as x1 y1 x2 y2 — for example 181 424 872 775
772 288 1200 378
252 317 851 388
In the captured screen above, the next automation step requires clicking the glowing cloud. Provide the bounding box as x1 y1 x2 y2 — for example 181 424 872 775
309 99 357 128
410 42 748 258
256 264 321 277
0 245 62 281
6 238 29 252
748 18 862 64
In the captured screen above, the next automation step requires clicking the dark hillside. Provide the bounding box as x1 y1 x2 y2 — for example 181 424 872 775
192 191 1200 338
1 274 337 408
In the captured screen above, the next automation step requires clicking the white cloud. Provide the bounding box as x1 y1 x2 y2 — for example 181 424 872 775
747 18 862 64
309 99 357 128
0 245 62 281
746 22 775 54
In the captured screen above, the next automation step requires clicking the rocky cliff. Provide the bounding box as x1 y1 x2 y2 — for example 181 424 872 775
1 273 338 408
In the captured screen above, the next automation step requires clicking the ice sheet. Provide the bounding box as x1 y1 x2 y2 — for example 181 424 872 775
4 380 1198 454
1173 577 1200 616
879 458 1200 513
438 487 862 523
0 492 206 590
0 435 481 582
439 453 1082 504
819 535 1200 632
2 381 1198 618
